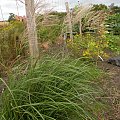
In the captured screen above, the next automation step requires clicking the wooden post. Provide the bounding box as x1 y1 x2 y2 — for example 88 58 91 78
78 1 82 34
79 18 82 34
65 2 73 41
63 33 68 54
25 0 39 64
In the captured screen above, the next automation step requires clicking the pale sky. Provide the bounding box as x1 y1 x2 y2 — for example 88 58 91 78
0 0 120 21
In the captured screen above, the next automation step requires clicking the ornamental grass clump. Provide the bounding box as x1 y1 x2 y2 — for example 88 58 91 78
0 57 104 120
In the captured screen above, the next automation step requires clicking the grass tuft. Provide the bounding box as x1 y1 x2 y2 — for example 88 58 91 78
0 56 104 120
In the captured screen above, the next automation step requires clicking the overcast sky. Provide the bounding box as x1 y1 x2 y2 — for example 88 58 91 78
0 0 120 21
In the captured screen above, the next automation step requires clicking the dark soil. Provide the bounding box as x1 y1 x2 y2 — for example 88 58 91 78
0 76 7 95
97 61 120 120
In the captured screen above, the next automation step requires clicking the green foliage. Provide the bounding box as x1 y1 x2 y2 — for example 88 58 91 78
92 4 108 11
49 12 66 22
67 34 109 59
37 12 65 43
37 25 62 43
73 23 80 33
8 13 16 22
105 34 120 54
0 56 105 120
110 5 120 14
0 21 25 64
105 13 120 35
36 15 44 23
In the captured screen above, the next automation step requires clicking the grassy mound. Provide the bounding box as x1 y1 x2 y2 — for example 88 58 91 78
0 57 104 120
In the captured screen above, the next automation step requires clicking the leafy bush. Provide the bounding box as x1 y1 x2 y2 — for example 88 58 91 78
0 56 104 120
8 13 16 22
0 21 26 64
92 4 108 11
110 5 120 14
37 12 65 44
67 34 109 59
37 25 62 43
49 12 66 22
105 13 120 35
105 34 120 54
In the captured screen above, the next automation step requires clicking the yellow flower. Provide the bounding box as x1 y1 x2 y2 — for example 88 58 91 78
95 45 99 48
67 39 72 43
76 34 79 37
83 50 90 56
103 53 109 58
101 35 106 38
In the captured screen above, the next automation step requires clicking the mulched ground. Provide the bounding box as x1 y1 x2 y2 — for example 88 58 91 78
97 61 120 120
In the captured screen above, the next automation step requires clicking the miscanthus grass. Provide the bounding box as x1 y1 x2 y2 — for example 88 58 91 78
0 56 104 120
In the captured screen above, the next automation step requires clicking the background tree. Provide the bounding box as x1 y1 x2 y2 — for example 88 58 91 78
110 5 120 14
8 13 15 22
92 4 108 11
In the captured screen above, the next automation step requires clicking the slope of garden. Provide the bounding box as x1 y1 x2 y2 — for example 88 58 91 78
0 3 120 120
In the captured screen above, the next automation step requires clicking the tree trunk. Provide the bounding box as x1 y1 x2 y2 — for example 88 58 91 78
25 0 39 64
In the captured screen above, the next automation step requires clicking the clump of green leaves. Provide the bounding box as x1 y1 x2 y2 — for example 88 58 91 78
67 34 109 59
0 21 25 65
106 34 120 54
37 12 65 44
105 13 120 35
91 4 108 11
8 13 16 22
37 25 62 43
0 56 105 120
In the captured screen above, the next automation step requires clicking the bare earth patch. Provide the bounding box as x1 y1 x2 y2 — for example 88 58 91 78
97 61 120 120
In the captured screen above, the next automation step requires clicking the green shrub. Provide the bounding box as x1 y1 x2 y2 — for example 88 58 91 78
67 34 109 59
37 12 65 44
49 12 66 22
0 57 105 120
0 21 25 67
105 13 120 35
37 25 62 43
92 4 108 11
105 34 120 54
0 21 25 64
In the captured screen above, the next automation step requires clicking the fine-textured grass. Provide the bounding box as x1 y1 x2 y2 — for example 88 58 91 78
0 21 25 65
0 56 104 120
